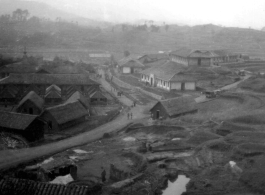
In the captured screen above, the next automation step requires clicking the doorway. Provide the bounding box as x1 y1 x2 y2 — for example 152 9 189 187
198 58 201 66
156 110 160 119
181 83 185 90
151 77 154 86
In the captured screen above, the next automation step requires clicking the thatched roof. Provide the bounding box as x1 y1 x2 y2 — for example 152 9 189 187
150 96 197 117
17 91 44 110
45 101 88 124
41 65 85 74
0 64 38 74
0 85 19 98
45 90 62 99
46 84 61 93
90 91 107 99
65 91 90 109
0 73 100 85
0 111 38 130
0 177 89 195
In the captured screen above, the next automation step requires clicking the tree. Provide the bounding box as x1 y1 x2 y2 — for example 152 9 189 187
12 9 30 21
124 50 130 57
165 24 169 32
21 9 30 21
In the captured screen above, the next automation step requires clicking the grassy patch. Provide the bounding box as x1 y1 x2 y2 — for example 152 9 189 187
216 122 256 136
240 156 265 193
126 125 185 134
225 131 265 145
239 76 265 93
203 139 232 152
235 143 265 157
230 114 265 125
187 131 221 146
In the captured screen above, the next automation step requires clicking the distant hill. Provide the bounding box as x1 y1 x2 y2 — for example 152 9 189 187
0 0 109 27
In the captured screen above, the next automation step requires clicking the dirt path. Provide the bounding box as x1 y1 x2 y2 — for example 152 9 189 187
195 74 251 103
0 74 150 170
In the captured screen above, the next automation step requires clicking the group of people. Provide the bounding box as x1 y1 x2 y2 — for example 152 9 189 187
127 112 133 119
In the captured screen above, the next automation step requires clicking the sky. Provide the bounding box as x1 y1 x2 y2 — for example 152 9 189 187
31 0 265 29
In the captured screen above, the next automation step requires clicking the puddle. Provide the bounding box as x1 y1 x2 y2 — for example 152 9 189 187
123 137 136 142
162 175 190 195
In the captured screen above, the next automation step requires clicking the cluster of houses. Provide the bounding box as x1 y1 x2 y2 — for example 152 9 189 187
0 54 108 145
117 48 242 92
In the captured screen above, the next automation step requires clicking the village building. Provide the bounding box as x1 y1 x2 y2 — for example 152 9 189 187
23 84 41 97
169 48 239 66
40 101 89 132
118 58 145 74
150 96 197 120
0 64 37 79
0 111 46 142
140 61 196 91
0 177 89 195
0 73 100 99
138 53 169 64
0 85 20 106
65 91 90 110
44 84 62 105
16 91 44 115
90 91 107 105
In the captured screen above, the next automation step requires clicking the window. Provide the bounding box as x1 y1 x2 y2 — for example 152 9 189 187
29 108 33 114
48 121 52 129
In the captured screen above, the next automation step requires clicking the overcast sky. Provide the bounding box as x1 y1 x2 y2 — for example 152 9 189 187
32 0 265 29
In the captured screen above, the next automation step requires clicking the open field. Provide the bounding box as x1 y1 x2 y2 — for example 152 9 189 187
178 92 265 124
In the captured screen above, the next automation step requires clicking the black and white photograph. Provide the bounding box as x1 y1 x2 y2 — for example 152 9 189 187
0 0 264 194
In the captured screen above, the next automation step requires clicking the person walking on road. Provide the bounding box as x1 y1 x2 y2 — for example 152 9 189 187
130 113 133 119
101 167 106 183
127 113 130 120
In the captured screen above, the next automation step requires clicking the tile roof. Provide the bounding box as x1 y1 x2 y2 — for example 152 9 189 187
0 74 99 85
138 53 169 60
144 59 168 68
45 101 88 124
119 57 145 68
17 91 44 110
151 96 197 117
0 176 89 195
141 61 187 81
170 73 197 82
170 48 236 58
0 111 38 130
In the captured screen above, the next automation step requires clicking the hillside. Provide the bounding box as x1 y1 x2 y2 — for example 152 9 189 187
0 0 108 27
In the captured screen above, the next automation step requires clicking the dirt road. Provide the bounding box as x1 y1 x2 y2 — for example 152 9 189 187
0 74 150 170
195 74 251 103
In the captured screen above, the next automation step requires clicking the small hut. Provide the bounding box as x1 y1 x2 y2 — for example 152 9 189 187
65 91 90 110
0 111 46 142
16 91 44 115
45 84 62 105
40 101 89 132
90 91 107 105
150 96 197 120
